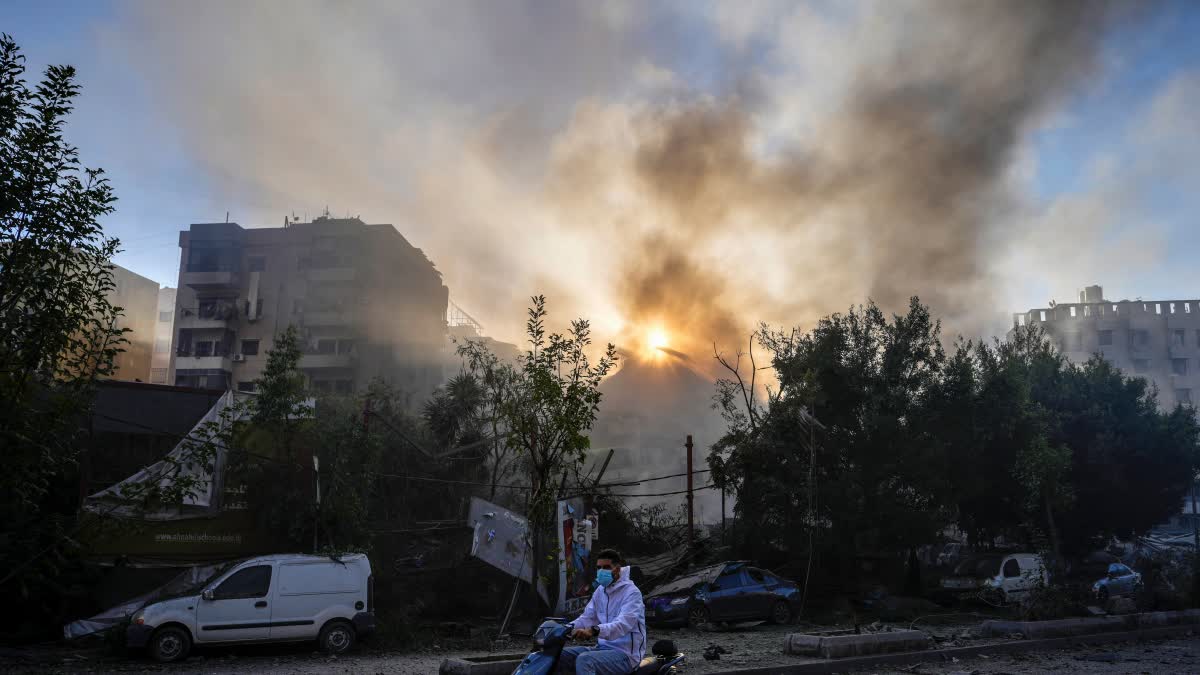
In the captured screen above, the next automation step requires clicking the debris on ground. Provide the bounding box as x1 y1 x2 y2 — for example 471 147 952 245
702 644 728 661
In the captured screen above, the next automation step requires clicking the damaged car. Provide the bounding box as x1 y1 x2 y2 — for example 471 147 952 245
1093 563 1142 601
939 552 1048 605
643 561 800 628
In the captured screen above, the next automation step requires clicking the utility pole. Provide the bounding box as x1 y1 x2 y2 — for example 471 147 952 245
686 435 694 552
721 487 726 545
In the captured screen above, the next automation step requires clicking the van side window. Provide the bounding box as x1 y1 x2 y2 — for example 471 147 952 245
746 568 766 584
1003 559 1020 578
214 565 272 599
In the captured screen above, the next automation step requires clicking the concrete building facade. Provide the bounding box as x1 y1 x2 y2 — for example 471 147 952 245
108 264 159 383
1011 285 1200 408
150 287 176 384
169 216 449 408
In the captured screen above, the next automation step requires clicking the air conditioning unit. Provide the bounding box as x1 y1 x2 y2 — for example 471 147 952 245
231 354 246 363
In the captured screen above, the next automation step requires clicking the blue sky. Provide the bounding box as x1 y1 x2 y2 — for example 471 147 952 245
6 1 1200 342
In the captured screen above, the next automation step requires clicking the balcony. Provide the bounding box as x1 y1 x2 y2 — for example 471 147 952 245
299 353 356 369
178 302 239 329
182 269 239 290
174 354 233 371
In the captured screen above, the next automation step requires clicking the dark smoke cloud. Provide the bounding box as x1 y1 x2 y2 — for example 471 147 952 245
111 0 1135 368
585 0 1126 367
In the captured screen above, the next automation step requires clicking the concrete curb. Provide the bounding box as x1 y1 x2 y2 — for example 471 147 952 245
709 624 1198 674
439 653 529 675
981 609 1200 639
785 630 931 659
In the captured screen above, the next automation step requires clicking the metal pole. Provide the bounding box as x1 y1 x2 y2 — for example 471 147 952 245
686 435 694 552
721 487 726 545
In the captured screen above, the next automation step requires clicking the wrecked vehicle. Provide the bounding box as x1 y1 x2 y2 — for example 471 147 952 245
643 561 800 628
939 552 1048 605
126 553 375 663
1093 563 1143 601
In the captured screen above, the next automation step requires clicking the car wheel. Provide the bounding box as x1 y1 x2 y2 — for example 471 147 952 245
319 620 356 655
769 600 793 625
687 606 710 629
149 626 191 663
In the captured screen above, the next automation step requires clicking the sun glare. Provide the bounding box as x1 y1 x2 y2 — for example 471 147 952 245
648 329 669 352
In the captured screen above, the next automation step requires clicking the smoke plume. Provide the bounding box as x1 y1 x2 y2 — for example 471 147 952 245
109 0 1134 368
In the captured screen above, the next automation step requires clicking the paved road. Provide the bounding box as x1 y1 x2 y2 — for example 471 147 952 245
872 635 1200 674
7 629 1200 674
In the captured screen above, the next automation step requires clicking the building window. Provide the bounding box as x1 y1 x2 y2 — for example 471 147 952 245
1130 330 1149 349
237 381 257 392
154 337 171 354
1039 310 1047 322
194 341 214 357
150 368 168 384
1133 359 1150 374
1069 306 1077 318
158 310 173 322
1178 389 1193 405
1175 330 1186 347
241 339 260 356
1098 330 1113 346
244 298 264 317
335 380 353 394
247 256 266 272
312 380 333 393
1172 359 1189 376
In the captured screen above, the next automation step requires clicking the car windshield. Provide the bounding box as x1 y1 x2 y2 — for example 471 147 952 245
953 555 1003 578
650 564 727 596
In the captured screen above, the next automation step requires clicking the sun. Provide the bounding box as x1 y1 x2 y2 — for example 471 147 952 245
647 328 669 353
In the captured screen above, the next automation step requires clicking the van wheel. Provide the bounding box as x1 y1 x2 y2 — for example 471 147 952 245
687 606 709 630
769 600 793 625
149 626 191 663
319 620 356 655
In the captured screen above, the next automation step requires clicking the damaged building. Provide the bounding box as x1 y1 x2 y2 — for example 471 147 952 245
1011 285 1200 409
169 215 450 407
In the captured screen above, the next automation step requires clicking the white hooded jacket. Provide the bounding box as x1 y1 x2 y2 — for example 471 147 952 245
575 572 646 671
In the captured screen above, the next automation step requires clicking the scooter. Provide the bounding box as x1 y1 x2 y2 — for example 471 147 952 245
511 618 685 675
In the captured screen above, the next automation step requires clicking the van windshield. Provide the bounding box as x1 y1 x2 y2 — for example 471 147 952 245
953 555 1002 578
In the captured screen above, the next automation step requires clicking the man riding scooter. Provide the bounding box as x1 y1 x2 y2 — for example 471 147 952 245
557 549 646 675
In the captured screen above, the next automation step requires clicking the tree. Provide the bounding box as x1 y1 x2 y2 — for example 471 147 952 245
0 34 122 629
455 296 616 609
710 298 952 591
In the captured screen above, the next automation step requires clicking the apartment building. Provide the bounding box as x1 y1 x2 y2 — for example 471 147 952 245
1011 285 1200 408
150 287 176 384
169 216 449 408
108 264 159 383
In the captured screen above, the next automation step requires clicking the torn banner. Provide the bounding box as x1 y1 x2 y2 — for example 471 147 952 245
466 497 549 605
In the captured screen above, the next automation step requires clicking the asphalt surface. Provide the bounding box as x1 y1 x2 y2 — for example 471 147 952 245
5 625 1200 674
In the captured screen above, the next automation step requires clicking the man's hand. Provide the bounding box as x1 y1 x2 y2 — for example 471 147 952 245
571 626 596 640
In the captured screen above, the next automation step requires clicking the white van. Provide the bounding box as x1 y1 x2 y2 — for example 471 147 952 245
940 552 1049 605
126 553 375 663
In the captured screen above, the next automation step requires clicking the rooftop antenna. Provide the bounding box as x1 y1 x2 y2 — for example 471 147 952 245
225 211 229 223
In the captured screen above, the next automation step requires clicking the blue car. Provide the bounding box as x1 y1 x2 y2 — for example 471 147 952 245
1093 563 1142 601
643 561 800 628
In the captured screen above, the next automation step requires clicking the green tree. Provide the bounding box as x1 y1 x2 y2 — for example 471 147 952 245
710 298 952 590
0 34 122 625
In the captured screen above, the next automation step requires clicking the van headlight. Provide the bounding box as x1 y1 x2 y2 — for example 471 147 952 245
669 597 688 606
